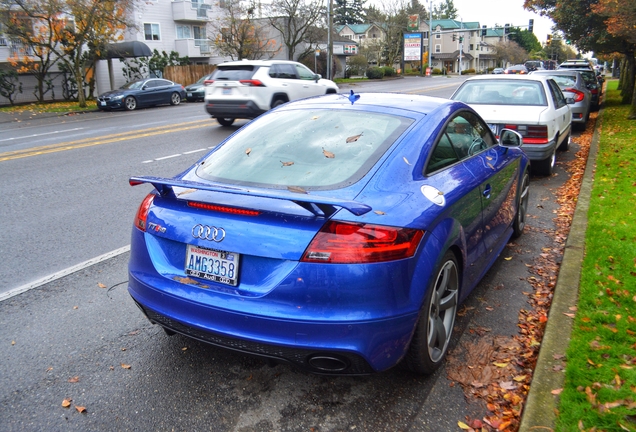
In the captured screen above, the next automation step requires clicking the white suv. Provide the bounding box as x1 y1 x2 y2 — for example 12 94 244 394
204 60 339 126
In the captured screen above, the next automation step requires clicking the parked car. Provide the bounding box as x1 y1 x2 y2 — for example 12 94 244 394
128 92 530 375
561 68 603 111
492 68 505 74
185 74 214 102
450 75 572 176
97 78 185 111
203 60 339 126
558 59 593 70
530 70 591 130
504 64 528 74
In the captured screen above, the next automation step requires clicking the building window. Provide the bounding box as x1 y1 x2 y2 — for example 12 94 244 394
435 32 441 39
435 44 441 53
176 25 191 39
193 25 205 43
469 44 473 51
423 31 429 39
144 23 160 41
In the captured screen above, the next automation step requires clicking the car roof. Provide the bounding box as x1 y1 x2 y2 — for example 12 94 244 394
461 75 550 83
219 59 302 67
280 92 458 117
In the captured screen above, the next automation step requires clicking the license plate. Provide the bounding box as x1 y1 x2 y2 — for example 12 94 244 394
185 244 239 286
100 101 106 107
488 123 498 135
222 88 232 95
187 92 192 97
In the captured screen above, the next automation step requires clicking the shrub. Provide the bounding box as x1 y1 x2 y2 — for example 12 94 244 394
463 68 475 74
432 68 443 75
366 67 384 79
382 66 396 77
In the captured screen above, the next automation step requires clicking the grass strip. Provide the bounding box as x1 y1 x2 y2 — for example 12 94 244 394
556 80 636 431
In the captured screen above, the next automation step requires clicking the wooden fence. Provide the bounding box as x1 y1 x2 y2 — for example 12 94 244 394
164 64 217 86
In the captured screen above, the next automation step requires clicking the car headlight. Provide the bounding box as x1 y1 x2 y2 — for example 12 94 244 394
112 95 124 100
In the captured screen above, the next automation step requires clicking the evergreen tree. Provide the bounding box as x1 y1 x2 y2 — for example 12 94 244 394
432 0 457 19
334 0 366 25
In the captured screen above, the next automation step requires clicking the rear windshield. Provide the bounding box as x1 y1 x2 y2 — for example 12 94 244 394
452 80 547 106
196 109 413 190
543 74 577 88
212 65 258 81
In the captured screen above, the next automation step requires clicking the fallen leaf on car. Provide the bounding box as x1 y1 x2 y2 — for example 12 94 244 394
287 186 307 194
280 161 294 167
403 157 411 165
346 133 363 143
62 398 72 408
98 283 107 289
322 148 335 158
374 210 386 215
173 276 199 285
245 148 252 156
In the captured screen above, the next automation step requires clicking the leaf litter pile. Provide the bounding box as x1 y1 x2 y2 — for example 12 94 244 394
446 113 595 431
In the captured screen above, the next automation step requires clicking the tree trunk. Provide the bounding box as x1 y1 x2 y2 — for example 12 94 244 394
621 53 634 105
74 62 86 108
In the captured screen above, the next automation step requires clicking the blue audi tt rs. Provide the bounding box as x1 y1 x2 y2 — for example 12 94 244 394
128 92 530 375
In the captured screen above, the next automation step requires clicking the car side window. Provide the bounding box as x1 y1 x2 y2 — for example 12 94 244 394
270 64 297 79
548 80 566 108
446 112 495 159
144 80 158 89
296 64 316 80
426 133 460 174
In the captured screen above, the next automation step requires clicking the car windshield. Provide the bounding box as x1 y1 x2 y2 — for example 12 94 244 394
121 81 144 90
452 80 547 106
196 109 413 189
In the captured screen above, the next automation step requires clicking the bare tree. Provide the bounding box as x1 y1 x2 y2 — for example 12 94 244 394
493 40 528 65
366 0 408 68
210 0 280 60
267 0 324 60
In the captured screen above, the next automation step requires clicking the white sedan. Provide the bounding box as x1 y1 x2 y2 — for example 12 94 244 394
450 75 572 175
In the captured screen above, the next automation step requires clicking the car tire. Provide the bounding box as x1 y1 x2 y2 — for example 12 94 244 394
534 146 556 176
170 92 181 106
512 169 530 238
558 132 570 151
403 250 459 375
272 99 286 108
124 96 137 111
216 117 235 127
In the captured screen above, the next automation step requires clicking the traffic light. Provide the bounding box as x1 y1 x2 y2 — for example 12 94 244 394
481 25 487 37
453 33 456 41
528 19 534 33
504 23 510 35
459 36 464 43
546 35 551 46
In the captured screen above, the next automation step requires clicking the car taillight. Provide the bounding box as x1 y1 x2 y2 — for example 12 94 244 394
239 79 265 87
203 79 214 86
564 87 585 102
301 221 424 264
134 194 155 232
503 124 548 144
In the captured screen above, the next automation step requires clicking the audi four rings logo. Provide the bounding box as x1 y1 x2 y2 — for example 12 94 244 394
192 224 226 242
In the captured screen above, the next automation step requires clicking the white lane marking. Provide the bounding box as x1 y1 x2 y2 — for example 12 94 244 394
0 127 84 143
0 246 130 303
156 154 182 161
141 146 215 164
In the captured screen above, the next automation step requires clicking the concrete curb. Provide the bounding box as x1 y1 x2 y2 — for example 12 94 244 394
518 108 603 430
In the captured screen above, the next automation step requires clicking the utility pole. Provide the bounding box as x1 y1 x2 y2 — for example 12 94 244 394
327 0 333 80
428 0 432 77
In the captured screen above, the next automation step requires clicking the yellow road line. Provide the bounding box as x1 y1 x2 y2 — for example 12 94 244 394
0 119 213 162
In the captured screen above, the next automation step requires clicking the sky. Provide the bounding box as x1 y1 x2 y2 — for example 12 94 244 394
448 0 555 42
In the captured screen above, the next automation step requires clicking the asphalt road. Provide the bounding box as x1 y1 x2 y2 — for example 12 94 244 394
0 76 580 431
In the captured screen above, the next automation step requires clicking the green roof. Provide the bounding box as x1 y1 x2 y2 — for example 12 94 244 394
431 19 480 30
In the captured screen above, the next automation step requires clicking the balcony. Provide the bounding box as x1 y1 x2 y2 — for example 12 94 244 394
172 1 212 22
175 39 212 57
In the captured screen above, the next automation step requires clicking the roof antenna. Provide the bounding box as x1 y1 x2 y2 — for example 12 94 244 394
348 90 360 105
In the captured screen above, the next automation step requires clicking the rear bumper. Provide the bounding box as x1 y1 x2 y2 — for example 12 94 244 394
521 138 558 161
205 100 267 119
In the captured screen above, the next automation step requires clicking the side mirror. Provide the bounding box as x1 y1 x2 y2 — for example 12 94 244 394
499 128 523 147
565 97 575 104
314 74 322 82
142 85 148 90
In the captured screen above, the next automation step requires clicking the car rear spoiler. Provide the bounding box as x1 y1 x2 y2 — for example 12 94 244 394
129 175 372 217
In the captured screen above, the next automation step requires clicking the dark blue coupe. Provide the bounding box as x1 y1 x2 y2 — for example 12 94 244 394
97 78 185 111
128 92 530 375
